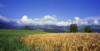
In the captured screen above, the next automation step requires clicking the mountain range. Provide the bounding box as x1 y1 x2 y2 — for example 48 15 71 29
0 21 100 33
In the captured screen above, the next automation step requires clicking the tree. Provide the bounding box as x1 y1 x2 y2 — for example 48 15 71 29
84 26 93 33
70 24 78 33
24 25 31 30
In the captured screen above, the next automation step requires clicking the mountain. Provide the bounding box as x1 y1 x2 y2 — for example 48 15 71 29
91 25 100 33
0 22 14 29
17 25 66 33
0 21 100 33
43 28 65 33
78 25 100 33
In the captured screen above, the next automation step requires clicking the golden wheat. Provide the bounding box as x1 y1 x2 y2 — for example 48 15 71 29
21 33 100 51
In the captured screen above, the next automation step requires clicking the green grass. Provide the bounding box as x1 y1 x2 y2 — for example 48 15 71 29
0 29 48 35
0 29 48 51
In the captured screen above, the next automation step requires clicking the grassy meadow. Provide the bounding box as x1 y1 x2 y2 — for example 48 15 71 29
0 29 48 51
0 29 100 51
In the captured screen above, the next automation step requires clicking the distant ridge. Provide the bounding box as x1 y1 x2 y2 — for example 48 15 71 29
0 21 100 33
0 22 14 29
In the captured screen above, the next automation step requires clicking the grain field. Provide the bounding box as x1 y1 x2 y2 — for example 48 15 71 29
21 33 100 51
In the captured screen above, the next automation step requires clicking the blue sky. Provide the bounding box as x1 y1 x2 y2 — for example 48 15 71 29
0 0 100 26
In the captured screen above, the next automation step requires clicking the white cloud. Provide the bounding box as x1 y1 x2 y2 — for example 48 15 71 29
93 20 99 25
0 4 4 7
84 17 100 21
56 21 72 26
17 15 72 26
21 15 33 24
0 15 11 22
42 15 57 25
80 21 88 25
15 15 57 25
73 17 81 24
0 15 100 26
73 17 87 25
84 16 100 25
72 16 100 26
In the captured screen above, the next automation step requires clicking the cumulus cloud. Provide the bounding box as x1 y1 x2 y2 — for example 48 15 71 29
56 21 69 26
93 20 99 25
72 16 100 25
56 20 72 26
0 4 4 7
0 15 100 26
15 15 57 26
84 16 100 25
73 17 88 25
21 15 33 24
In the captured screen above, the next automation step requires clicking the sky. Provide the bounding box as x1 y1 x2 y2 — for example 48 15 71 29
0 0 100 26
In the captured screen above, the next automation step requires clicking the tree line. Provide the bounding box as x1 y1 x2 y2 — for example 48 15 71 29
70 24 93 33
24 24 93 33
